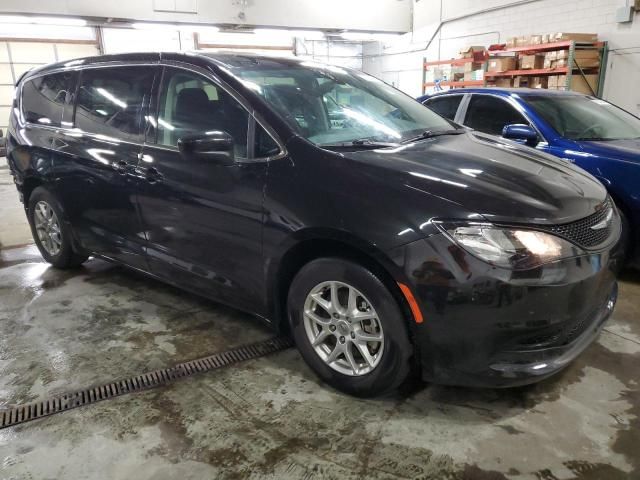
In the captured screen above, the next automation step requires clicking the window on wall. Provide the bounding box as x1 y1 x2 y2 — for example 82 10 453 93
464 95 529 135
156 67 249 158
75 67 155 141
21 71 76 127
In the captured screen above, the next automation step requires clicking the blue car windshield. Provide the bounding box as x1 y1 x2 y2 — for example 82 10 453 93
526 95 640 141
232 61 455 145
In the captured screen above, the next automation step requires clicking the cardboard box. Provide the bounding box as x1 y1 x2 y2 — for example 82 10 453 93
506 37 517 48
530 76 549 89
530 35 543 45
493 78 514 87
574 57 601 69
541 33 551 44
552 59 568 69
459 46 486 62
555 49 601 68
464 70 484 81
548 75 561 88
556 49 600 60
514 76 530 88
516 36 529 47
543 51 557 69
551 32 598 43
464 61 484 72
452 72 465 82
487 56 517 72
570 74 599 94
552 75 571 90
519 54 544 69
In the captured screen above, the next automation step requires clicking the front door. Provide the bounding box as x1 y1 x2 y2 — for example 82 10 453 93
136 66 269 314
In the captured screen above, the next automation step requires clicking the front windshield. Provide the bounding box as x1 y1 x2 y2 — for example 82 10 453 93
525 94 640 141
232 61 455 145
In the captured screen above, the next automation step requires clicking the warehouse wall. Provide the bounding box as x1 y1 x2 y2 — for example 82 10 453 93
0 0 411 33
364 0 640 114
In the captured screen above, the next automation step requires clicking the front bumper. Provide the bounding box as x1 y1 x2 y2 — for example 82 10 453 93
389 233 618 388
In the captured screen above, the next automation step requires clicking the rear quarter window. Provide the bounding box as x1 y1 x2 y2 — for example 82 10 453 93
424 95 463 121
21 71 76 127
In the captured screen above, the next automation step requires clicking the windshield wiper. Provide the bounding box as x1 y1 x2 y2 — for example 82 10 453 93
319 139 399 149
401 129 466 144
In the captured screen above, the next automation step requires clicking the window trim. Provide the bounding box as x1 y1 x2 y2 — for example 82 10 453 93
18 59 287 162
460 93 548 145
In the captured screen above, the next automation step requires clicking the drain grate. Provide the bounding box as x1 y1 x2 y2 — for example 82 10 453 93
0 336 293 429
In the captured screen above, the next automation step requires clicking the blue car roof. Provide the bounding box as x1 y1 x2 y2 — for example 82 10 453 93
418 88 590 102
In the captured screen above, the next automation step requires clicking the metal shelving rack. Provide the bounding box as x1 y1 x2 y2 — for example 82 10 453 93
422 56 487 94
422 40 608 97
484 40 608 96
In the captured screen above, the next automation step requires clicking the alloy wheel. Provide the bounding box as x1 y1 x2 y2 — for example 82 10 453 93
33 201 62 256
303 281 384 376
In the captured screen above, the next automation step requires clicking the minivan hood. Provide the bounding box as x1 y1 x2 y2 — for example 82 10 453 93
343 132 607 225
578 138 640 162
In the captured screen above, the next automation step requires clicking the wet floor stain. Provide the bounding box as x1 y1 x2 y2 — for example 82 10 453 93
0 245 639 479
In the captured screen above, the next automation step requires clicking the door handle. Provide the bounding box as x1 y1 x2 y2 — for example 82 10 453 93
112 160 128 174
146 166 164 183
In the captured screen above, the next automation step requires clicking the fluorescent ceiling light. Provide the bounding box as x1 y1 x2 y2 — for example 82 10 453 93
132 22 219 33
340 31 402 42
0 15 87 26
254 28 325 40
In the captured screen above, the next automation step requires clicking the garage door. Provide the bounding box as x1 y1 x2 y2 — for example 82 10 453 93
0 40 99 133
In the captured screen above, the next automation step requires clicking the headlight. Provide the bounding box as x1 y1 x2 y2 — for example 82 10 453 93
436 222 583 270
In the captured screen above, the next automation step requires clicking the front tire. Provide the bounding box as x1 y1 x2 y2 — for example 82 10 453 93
28 187 88 268
288 258 413 397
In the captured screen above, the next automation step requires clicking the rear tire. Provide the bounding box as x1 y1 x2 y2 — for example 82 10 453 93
288 258 413 397
28 187 88 268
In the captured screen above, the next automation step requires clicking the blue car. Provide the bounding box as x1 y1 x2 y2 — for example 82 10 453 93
419 88 640 266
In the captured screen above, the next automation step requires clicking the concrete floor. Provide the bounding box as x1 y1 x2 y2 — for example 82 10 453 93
0 175 639 479
0 161 33 248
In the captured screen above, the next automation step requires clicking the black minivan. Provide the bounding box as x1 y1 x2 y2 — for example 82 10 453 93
7 52 620 396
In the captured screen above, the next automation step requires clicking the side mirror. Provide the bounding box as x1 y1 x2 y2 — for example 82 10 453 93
502 124 539 147
178 131 235 166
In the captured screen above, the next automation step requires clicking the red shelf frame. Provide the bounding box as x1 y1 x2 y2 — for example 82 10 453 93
423 80 485 88
424 57 480 67
485 67 568 77
501 40 604 53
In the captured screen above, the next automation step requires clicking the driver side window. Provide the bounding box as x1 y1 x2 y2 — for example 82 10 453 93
156 68 249 158
464 95 528 135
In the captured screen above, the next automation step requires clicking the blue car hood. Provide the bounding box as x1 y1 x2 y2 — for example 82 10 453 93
579 138 640 162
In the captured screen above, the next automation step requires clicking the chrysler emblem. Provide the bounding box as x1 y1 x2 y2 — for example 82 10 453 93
590 208 613 230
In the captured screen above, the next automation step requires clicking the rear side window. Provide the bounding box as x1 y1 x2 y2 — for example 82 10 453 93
424 95 463 121
21 71 76 127
75 67 155 142
464 95 528 135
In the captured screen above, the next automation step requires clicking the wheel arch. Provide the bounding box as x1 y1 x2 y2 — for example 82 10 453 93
21 176 44 208
267 229 416 336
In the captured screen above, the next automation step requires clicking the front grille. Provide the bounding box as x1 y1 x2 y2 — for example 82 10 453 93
536 198 614 249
